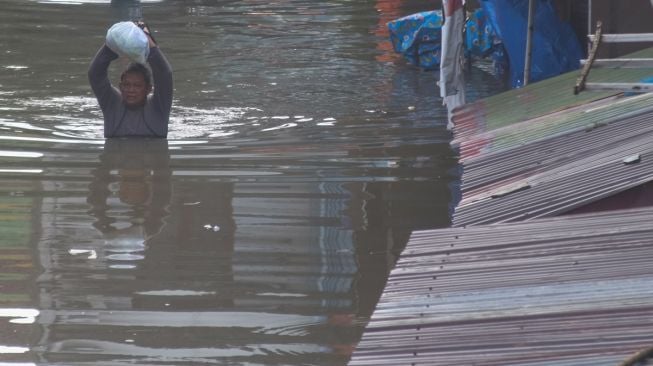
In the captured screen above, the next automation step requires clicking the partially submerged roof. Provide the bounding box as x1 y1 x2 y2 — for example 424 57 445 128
452 47 653 143
451 47 653 227
349 206 653 366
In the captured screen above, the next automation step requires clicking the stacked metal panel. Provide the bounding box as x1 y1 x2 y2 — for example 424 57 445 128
453 97 653 226
452 46 653 143
450 48 653 227
349 206 653 366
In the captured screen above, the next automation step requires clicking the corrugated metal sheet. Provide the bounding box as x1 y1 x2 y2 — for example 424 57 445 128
450 48 653 227
452 107 653 226
452 47 653 142
349 206 653 366
454 93 653 164
458 97 653 191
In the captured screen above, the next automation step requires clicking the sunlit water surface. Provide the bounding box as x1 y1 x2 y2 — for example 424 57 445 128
0 0 507 364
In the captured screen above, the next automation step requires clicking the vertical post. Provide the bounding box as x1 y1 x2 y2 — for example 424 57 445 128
524 0 535 86
588 0 593 54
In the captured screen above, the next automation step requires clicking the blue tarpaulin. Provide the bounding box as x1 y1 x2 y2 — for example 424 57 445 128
480 0 583 87
465 7 509 77
388 9 500 71
388 1 583 88
465 7 498 58
388 11 444 70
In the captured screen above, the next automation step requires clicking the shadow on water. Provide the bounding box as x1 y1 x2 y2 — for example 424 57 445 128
0 0 507 364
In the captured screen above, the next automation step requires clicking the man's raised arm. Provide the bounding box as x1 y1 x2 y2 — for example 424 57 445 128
148 46 173 119
88 45 121 112
138 23 173 119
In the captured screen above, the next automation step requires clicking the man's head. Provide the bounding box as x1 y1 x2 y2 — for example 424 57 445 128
120 63 152 108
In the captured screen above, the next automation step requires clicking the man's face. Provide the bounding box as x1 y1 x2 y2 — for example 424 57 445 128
120 72 151 108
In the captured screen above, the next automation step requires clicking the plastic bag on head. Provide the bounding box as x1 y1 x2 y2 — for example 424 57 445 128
106 21 150 65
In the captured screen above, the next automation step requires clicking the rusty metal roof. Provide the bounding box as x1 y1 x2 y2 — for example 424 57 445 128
452 47 653 143
452 103 653 226
349 206 653 366
450 48 653 227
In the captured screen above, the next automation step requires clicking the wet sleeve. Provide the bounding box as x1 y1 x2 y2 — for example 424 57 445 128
148 47 174 122
88 45 121 113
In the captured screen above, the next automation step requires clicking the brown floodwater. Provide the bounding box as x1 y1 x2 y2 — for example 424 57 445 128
0 0 506 364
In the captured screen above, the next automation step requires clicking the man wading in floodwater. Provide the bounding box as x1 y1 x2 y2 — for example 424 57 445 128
88 22 173 138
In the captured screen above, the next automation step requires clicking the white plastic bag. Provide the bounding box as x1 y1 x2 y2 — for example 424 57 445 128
106 21 150 64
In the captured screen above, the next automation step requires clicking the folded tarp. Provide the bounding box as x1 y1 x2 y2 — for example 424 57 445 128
388 11 444 70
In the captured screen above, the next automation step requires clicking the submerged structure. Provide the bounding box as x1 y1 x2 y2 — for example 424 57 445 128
349 206 653 365
350 1 653 364
451 47 653 225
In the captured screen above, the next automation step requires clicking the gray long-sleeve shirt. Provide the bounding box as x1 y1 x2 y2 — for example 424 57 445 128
88 45 173 138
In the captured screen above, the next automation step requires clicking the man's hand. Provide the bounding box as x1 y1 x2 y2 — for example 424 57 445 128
134 21 157 48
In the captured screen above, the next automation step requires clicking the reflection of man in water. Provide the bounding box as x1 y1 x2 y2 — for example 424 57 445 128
87 138 171 240
88 22 173 138
87 139 237 310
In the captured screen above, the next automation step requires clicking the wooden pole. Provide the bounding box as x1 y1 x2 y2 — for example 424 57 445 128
523 0 535 86
574 21 603 94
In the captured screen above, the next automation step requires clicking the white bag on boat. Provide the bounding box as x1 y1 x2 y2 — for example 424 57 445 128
106 21 150 64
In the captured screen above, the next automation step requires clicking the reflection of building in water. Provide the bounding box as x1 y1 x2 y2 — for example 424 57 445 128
374 0 404 63
29 139 414 362
0 179 40 348
230 181 359 310
0 187 37 305
131 170 236 310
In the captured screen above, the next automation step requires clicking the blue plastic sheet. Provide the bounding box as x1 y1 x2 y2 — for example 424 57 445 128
465 8 509 76
388 9 502 72
388 11 443 70
480 0 583 87
465 8 498 58
387 2 581 87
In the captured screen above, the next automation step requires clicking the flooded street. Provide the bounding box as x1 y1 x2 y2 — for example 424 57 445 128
0 0 506 364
